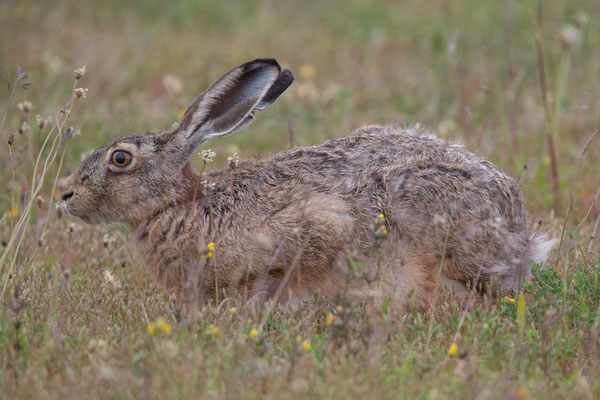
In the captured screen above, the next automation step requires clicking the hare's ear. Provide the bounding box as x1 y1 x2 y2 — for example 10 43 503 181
176 58 293 148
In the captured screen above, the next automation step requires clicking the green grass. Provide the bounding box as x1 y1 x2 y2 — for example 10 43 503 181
1 0 600 398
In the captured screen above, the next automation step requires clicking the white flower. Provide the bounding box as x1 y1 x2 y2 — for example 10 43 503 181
200 149 216 164
74 87 88 99
201 180 216 189
227 152 239 169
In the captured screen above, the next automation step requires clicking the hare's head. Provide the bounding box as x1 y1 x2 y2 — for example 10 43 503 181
59 58 293 224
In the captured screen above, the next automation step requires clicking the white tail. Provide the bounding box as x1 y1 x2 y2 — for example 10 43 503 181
530 233 557 264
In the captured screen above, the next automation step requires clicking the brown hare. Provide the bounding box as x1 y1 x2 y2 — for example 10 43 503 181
59 58 555 307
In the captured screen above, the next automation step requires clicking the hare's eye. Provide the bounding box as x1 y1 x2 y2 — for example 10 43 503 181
111 151 132 167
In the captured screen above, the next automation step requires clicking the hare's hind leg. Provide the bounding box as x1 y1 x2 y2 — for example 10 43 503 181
373 238 458 307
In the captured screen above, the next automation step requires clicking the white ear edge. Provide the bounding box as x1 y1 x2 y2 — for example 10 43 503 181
183 61 280 140
183 68 245 138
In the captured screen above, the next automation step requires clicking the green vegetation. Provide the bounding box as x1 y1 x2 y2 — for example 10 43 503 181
1 0 599 398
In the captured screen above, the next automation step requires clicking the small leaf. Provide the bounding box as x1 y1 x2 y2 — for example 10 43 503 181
516 293 526 341
381 297 390 316
580 294 589 312
18 328 27 352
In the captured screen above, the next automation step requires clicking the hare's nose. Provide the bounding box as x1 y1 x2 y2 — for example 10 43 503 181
61 191 74 201
59 176 75 201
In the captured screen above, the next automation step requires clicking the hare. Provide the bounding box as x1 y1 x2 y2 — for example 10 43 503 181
59 58 555 307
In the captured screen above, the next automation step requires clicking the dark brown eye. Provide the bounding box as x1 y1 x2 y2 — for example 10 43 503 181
111 151 132 167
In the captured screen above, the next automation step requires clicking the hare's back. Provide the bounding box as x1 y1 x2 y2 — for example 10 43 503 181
275 124 527 230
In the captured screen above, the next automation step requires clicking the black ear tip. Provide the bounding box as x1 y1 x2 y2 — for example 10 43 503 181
256 68 294 110
279 69 294 85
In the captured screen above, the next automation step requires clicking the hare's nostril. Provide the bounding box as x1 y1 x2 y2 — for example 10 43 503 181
61 191 74 201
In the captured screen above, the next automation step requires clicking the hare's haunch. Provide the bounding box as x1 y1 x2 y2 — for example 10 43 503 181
60 59 555 306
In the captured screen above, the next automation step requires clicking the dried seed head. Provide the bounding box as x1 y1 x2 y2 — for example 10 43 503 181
74 66 86 80
17 101 33 113
67 222 81 233
102 233 116 249
56 203 64 219
64 126 81 140
559 24 580 49
8 133 15 145
227 152 239 169
18 121 29 135
36 196 44 208
102 269 121 289
74 87 88 99
36 114 49 130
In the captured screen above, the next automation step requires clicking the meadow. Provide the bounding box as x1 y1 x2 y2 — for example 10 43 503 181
1 0 599 398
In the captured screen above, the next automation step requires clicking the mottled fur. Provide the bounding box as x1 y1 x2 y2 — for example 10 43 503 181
60 59 555 307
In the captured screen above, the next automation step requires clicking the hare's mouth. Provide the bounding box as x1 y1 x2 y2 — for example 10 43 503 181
62 196 94 223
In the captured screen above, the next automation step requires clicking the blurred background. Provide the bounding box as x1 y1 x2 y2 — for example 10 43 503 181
1 0 599 218
1 3 599 397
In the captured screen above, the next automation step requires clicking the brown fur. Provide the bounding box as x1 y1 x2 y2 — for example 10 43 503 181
59 59 555 308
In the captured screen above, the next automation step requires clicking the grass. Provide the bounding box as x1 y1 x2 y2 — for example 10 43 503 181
1 0 600 398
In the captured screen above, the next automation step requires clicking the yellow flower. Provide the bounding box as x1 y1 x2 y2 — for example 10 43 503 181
378 213 385 221
326 313 335 325
249 328 259 338
207 252 214 258
209 324 219 336
543 156 551 166
379 225 388 235
207 242 215 252
146 322 156 335
299 64 315 80
301 340 312 352
504 296 516 304
155 317 172 335
448 343 459 356
6 204 18 218
229 307 237 315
